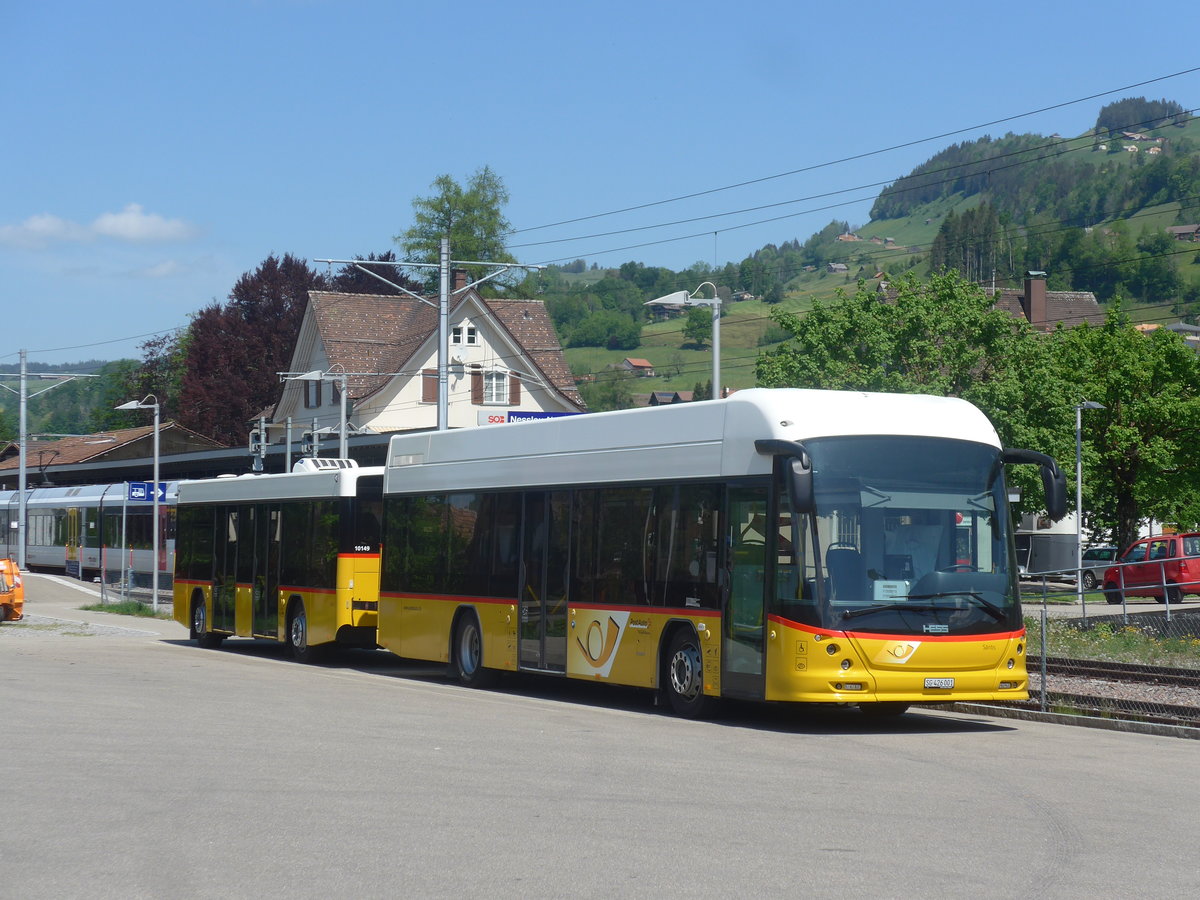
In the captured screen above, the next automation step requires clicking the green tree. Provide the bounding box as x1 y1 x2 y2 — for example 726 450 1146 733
756 272 1068 516
1049 309 1200 548
683 306 713 348
579 370 635 412
397 166 514 286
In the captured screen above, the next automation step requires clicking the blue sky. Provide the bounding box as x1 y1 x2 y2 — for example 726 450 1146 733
4 0 1198 364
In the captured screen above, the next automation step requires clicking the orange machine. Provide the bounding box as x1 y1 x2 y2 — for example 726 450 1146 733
0 558 24 622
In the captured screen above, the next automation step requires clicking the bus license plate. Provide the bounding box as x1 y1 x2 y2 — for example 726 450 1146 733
924 677 955 689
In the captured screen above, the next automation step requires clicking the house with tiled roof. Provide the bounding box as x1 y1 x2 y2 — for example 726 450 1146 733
991 273 1105 331
0 423 225 490
876 273 1105 331
271 272 585 435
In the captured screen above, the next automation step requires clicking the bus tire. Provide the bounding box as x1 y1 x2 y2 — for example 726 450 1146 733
191 596 224 649
452 612 497 688
287 600 320 664
859 702 910 717
663 629 714 719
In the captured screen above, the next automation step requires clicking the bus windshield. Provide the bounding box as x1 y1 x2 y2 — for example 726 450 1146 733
784 435 1019 635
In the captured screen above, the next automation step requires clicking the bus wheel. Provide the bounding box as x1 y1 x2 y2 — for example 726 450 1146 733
664 630 713 719
288 601 319 663
453 613 497 688
860 702 910 717
192 598 223 649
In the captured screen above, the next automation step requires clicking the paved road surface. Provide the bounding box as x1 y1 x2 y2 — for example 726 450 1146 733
2 574 1197 899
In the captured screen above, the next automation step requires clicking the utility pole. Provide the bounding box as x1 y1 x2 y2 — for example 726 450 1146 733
0 351 100 569
313 248 543 432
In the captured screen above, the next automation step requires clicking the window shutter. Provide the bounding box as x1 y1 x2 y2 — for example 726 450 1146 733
422 369 437 403
509 372 521 405
471 368 483 405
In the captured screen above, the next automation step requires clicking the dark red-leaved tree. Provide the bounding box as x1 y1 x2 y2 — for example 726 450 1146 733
176 253 328 444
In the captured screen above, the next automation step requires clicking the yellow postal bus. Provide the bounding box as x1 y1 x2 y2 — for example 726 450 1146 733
376 388 1065 717
174 459 383 660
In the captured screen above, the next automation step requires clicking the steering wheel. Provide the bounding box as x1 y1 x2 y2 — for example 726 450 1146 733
938 563 978 572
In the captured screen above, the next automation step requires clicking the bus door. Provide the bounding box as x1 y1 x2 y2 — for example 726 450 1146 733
252 504 281 637
65 507 81 578
722 485 768 698
520 491 570 672
215 507 237 633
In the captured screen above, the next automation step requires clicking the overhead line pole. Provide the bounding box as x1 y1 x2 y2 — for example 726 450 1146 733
0 351 100 569
313 250 544 432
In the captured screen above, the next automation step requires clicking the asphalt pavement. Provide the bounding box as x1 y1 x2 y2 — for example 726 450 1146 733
4 573 1200 899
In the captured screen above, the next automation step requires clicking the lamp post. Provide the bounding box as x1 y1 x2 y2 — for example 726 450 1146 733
1075 400 1105 608
645 281 722 400
115 395 160 612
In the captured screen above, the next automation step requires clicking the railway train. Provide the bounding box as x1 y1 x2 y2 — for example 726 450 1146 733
0 482 178 588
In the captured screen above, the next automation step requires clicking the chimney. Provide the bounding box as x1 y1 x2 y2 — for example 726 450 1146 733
452 268 468 292
1023 271 1047 327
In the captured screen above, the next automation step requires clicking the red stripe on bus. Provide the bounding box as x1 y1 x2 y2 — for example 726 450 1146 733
768 614 1024 643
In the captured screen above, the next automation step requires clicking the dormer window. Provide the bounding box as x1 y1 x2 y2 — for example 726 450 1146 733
451 324 478 346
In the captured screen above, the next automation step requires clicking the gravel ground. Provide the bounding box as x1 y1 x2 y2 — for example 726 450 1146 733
0 613 159 638
1030 672 1200 712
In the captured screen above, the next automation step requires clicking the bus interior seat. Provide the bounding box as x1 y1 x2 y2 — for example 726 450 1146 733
825 547 865 602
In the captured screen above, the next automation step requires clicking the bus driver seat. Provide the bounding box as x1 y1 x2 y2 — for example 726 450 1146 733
825 547 865 604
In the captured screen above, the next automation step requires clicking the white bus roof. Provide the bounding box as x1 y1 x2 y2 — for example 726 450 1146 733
384 388 1000 494
177 465 384 505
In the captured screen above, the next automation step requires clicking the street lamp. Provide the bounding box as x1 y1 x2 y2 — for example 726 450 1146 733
1075 400 1105 608
645 281 722 400
115 395 160 612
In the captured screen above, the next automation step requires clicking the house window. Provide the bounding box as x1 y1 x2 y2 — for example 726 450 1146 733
471 368 520 405
451 324 478 346
484 371 508 404
304 380 321 409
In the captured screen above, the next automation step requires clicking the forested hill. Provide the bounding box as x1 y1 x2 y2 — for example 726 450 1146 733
870 97 1196 227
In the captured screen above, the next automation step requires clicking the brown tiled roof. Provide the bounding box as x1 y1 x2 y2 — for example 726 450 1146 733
306 290 584 409
992 288 1106 330
877 281 1105 330
0 422 225 472
308 291 436 401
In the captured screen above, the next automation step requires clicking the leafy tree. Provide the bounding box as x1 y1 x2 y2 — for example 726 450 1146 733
330 251 425 295
683 306 713 348
579 370 635 411
1049 309 1200 548
397 166 514 287
756 272 1067 516
175 254 328 445
568 311 641 350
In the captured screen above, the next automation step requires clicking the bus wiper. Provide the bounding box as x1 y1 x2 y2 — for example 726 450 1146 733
842 602 940 620
906 591 1006 621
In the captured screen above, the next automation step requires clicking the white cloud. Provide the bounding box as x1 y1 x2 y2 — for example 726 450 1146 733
0 213 89 247
0 203 197 248
137 259 184 278
92 203 197 242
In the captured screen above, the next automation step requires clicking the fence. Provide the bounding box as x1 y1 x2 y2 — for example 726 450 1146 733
1020 556 1200 728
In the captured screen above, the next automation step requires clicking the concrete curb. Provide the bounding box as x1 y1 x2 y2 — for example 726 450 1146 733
949 701 1200 741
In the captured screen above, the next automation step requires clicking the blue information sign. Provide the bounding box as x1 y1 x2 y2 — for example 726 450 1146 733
127 481 167 502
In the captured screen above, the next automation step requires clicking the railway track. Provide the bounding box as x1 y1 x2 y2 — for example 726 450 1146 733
1026 655 1200 729
1034 656 1200 688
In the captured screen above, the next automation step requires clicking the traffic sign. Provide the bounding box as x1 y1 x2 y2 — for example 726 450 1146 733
127 482 167 502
